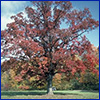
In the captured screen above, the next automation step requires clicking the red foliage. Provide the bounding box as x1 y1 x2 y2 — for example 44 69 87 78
15 76 23 82
18 86 29 90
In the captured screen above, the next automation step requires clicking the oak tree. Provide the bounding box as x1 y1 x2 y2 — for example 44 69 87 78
1 1 99 94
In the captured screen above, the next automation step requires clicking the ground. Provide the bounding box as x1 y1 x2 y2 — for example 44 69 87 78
1 90 99 99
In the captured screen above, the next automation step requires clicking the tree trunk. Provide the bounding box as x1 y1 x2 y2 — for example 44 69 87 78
47 74 53 95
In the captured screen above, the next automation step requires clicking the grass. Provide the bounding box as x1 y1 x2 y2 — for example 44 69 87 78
1 90 99 99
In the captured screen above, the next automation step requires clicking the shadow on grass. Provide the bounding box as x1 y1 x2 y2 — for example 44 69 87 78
80 90 99 93
1 91 47 96
1 91 80 96
54 92 79 95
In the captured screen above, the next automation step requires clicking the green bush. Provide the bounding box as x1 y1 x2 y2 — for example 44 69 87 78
70 72 99 90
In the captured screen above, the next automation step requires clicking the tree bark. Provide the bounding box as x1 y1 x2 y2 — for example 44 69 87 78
47 74 53 95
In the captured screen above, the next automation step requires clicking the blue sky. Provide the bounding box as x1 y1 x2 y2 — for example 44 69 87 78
72 1 99 47
1 1 99 47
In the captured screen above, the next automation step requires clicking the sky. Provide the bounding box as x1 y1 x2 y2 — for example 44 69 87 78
1 1 99 47
72 1 99 47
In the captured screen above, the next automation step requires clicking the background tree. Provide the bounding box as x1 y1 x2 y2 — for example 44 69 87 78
70 45 99 90
1 1 99 94
1 69 18 91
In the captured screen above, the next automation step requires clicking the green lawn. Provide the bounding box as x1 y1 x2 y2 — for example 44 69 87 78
1 90 99 99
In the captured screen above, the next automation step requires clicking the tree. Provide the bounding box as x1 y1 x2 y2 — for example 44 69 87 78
1 1 99 94
1 69 18 91
70 45 99 90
